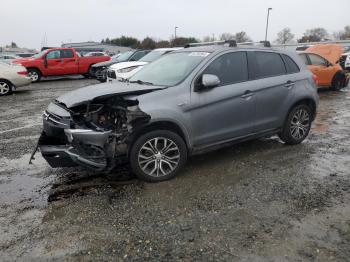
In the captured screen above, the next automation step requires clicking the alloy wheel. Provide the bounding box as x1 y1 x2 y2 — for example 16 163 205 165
138 137 180 177
290 108 310 140
28 71 39 82
0 82 10 95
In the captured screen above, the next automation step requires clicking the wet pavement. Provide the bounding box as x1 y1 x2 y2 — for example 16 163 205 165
0 78 350 261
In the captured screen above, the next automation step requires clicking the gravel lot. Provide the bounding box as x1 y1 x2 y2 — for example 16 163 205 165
0 77 350 261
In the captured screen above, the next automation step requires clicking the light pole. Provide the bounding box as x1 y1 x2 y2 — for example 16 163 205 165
265 8 272 41
175 26 178 39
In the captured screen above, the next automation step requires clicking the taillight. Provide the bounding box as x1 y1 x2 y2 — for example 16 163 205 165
312 74 318 86
17 71 27 75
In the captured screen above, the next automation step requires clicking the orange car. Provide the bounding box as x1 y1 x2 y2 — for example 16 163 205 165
299 44 349 90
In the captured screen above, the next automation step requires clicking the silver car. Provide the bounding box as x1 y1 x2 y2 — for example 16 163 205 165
33 42 319 182
0 61 31 96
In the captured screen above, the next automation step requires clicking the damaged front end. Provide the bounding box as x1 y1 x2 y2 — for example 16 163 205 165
33 95 150 172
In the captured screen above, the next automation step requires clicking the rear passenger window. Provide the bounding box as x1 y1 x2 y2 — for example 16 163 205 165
203 52 248 85
282 54 300 73
308 54 327 66
61 50 74 58
255 52 286 78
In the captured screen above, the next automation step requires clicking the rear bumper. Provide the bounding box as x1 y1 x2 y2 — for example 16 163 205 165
11 76 31 88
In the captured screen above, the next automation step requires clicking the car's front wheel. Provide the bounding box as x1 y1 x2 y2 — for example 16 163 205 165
0 80 12 96
279 104 312 145
129 130 188 182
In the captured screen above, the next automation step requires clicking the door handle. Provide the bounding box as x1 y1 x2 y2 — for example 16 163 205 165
241 90 254 99
284 81 295 89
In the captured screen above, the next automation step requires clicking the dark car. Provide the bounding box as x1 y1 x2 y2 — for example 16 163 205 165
32 41 318 182
90 50 151 82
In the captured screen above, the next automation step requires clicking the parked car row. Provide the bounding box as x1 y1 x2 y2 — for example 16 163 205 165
90 50 151 82
31 40 320 182
107 48 182 82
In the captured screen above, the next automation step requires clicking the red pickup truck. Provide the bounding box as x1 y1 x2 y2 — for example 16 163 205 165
12 48 110 82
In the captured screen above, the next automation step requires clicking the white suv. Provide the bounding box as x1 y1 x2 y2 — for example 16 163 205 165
106 48 181 82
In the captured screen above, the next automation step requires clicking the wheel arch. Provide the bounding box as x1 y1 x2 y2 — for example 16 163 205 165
331 70 347 87
286 98 317 121
128 120 192 155
0 78 13 86
0 78 13 95
27 67 42 75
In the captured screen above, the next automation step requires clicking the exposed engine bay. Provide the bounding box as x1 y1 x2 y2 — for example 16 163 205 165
32 95 151 172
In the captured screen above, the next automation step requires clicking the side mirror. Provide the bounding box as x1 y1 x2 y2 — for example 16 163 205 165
194 74 221 92
202 74 220 87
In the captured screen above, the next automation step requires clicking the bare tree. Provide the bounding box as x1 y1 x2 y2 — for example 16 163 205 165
219 33 235 41
235 31 251 43
298 27 328 42
275 28 295 44
343 25 350 39
203 35 216 42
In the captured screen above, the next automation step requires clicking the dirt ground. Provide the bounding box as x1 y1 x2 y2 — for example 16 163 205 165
0 77 349 261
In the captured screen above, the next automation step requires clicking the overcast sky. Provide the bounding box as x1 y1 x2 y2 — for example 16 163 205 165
0 0 349 49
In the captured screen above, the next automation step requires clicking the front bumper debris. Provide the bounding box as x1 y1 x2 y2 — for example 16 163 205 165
33 128 114 171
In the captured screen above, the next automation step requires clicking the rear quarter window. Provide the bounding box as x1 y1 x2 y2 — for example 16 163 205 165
255 52 286 78
282 54 300 73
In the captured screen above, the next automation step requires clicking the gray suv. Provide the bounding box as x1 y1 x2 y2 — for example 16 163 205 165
33 42 319 182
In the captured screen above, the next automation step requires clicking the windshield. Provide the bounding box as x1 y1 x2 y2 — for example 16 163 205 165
139 50 168 63
117 51 134 62
32 50 47 58
111 54 121 61
129 52 209 87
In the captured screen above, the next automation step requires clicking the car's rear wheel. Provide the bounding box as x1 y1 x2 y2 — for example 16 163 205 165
28 69 41 82
0 80 12 96
279 104 312 145
129 130 188 182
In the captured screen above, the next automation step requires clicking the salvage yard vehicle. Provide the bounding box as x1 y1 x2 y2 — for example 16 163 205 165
299 44 349 90
12 48 110 82
0 61 31 96
107 48 181 82
90 50 150 82
32 41 319 182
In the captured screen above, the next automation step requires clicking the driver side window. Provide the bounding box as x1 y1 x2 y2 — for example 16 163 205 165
202 52 248 86
308 54 327 66
46 50 61 60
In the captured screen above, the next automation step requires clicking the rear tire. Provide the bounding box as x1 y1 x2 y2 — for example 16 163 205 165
279 104 312 145
0 80 12 96
129 130 188 182
330 75 345 91
28 69 41 82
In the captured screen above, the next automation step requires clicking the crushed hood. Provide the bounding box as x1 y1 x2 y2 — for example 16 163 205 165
305 44 344 65
91 60 118 68
56 81 165 108
110 61 148 71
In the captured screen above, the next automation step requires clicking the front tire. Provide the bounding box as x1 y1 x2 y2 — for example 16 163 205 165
28 69 41 82
279 104 312 145
129 130 188 182
0 80 12 96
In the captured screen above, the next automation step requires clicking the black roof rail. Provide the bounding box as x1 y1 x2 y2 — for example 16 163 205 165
184 40 271 48
184 40 237 48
